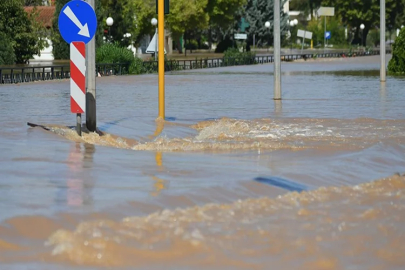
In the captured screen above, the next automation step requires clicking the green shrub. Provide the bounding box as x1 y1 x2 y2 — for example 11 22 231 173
388 28 405 74
96 43 143 74
223 48 256 65
129 57 145 74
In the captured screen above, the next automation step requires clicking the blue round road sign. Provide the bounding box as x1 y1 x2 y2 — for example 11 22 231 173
58 0 97 44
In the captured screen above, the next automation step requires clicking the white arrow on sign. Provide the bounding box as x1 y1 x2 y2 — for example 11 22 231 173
63 6 90 38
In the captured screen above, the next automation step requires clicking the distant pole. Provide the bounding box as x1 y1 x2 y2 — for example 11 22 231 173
86 0 97 132
76 113 82 136
151 18 158 61
380 0 386 82
324 16 326 52
155 28 158 61
273 0 281 100
253 34 255 50
158 0 165 119
301 30 306 54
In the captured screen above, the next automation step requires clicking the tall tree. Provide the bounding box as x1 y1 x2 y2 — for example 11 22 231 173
0 0 42 63
290 0 323 21
131 0 155 47
51 0 69 59
245 0 289 47
325 0 403 46
0 32 16 65
206 0 247 47
166 0 209 51
100 0 135 47
388 27 405 73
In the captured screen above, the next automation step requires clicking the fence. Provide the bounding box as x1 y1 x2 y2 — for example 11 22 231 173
0 63 130 84
141 50 386 73
0 50 390 84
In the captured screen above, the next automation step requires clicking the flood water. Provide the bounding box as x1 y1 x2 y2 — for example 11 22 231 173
1 55 405 269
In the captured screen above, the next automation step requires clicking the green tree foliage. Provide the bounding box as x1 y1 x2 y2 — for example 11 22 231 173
207 0 247 30
205 0 247 48
100 0 135 47
306 17 346 47
51 0 69 59
0 0 42 64
245 0 289 47
28 7 50 57
321 0 404 46
289 0 322 21
131 0 155 47
396 0 405 27
166 0 209 42
388 28 405 74
94 0 106 48
0 32 16 65
23 0 45 5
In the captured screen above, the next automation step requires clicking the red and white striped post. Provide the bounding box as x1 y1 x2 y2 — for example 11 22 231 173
70 41 86 136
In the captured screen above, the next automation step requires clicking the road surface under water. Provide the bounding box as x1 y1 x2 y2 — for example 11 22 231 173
0 56 405 269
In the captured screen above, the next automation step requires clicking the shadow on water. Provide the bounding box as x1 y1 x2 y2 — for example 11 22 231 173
254 176 309 192
165 116 177 121
98 117 133 131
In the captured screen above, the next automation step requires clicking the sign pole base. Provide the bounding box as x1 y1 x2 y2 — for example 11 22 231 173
76 113 82 136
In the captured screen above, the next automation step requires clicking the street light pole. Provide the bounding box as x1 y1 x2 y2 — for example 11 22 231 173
106 17 114 42
289 19 298 51
273 0 281 100
86 0 97 132
265 21 270 52
360 23 365 48
380 0 386 82
151 18 158 61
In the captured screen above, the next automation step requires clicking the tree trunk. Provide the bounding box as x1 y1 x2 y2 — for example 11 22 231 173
185 35 187 57
208 26 212 52
354 27 360 45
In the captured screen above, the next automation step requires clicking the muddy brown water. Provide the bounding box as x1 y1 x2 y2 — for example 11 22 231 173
0 55 405 269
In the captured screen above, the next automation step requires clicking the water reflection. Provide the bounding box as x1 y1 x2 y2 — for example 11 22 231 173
274 100 282 117
380 82 387 117
145 121 168 196
64 143 95 207
150 119 165 139
150 152 168 196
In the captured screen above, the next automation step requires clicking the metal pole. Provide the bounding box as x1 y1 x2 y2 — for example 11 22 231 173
76 113 82 136
253 34 255 50
301 30 305 54
155 27 158 61
158 0 165 119
380 0 386 82
324 16 326 51
86 0 97 132
273 0 281 100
